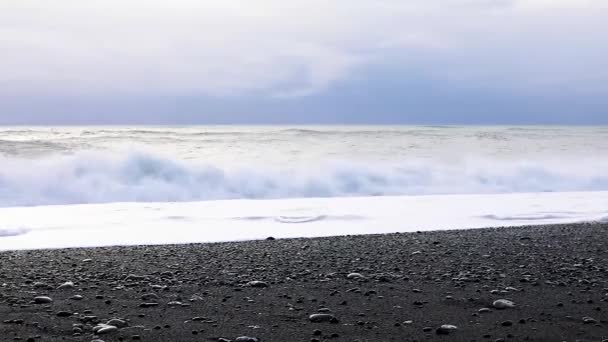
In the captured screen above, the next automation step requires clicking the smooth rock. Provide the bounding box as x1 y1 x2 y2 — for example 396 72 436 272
436 324 458 335
235 337 259 342
94 324 118 334
309 314 338 323
346 273 365 279
583 317 598 324
58 281 75 290
493 299 516 309
106 319 128 328
247 281 269 288
33 296 53 304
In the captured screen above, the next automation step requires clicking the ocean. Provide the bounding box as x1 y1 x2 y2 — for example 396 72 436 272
1 125 607 249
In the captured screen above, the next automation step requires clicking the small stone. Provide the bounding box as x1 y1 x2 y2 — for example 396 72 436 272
33 296 53 304
235 337 259 342
247 281 269 288
493 299 516 309
436 324 458 335
479 308 492 313
94 324 118 335
141 293 160 300
70 295 84 300
309 314 338 323
58 281 75 290
56 311 72 317
346 273 365 279
583 317 597 324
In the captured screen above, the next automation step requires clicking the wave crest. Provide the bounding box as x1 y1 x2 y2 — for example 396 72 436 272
0 152 607 207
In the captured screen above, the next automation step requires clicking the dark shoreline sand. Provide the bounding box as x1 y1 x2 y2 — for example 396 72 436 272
1 223 607 342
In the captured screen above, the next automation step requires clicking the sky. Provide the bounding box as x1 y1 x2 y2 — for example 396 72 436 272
1 0 607 125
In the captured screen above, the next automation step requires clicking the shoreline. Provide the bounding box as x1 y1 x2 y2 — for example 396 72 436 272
1 223 607 341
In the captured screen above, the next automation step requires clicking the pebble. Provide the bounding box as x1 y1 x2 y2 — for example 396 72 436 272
93 324 118 334
33 296 53 304
309 314 339 323
106 319 128 328
141 293 160 300
493 299 516 309
583 317 597 324
235 337 259 342
436 324 458 335
247 281 269 288
346 273 365 279
58 281 75 290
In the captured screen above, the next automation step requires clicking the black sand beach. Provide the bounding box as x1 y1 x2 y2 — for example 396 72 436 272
1 223 607 342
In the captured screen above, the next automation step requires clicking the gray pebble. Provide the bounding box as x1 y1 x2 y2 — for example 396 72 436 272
436 324 458 335
309 314 338 323
33 296 53 304
493 299 516 309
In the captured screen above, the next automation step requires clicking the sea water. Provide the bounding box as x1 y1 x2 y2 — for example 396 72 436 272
1 125 607 249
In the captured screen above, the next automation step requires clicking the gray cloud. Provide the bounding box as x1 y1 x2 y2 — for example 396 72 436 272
0 0 607 124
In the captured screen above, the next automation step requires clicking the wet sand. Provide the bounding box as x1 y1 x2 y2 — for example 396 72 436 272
1 223 607 341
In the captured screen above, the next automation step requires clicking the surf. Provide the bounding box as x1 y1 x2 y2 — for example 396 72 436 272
1 150 608 207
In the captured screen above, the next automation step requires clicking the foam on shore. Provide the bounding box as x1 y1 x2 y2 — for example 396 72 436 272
1 191 607 250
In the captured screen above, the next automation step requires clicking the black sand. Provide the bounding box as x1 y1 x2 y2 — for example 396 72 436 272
1 223 607 342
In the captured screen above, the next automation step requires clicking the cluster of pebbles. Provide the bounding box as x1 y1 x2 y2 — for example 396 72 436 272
1 222 607 341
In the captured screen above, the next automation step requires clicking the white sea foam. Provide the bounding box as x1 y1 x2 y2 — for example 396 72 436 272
1 151 608 207
0 191 606 250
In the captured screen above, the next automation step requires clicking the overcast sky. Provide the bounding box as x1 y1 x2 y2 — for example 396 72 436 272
1 0 607 124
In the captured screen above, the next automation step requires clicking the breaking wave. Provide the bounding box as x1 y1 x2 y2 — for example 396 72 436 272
0 151 607 207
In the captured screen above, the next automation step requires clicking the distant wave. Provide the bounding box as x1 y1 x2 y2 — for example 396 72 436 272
276 128 440 136
0 151 607 207
81 129 254 137
0 139 73 155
